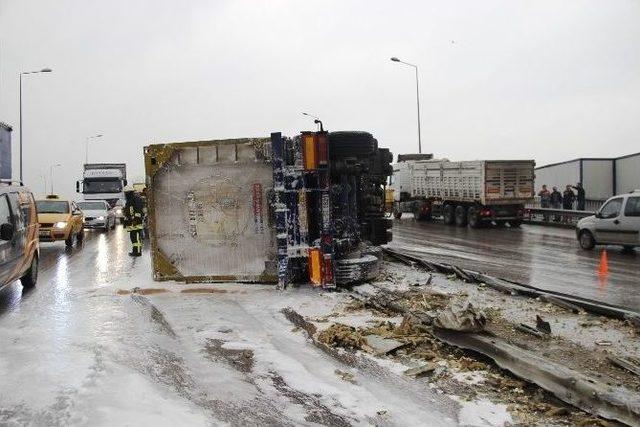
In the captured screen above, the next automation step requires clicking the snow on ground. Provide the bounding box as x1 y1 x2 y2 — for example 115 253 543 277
0 232 469 426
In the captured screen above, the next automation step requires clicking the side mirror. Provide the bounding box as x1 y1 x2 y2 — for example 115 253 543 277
0 223 14 241
595 212 602 219
76 181 80 193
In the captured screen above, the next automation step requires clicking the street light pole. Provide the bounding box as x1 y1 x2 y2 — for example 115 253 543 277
19 68 52 183
390 57 422 154
85 134 103 164
49 163 61 194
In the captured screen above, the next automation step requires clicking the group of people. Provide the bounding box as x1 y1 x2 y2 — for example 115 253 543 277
538 183 586 221
538 182 586 211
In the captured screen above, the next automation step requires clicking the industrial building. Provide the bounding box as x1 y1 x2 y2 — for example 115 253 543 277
535 152 640 202
0 122 12 180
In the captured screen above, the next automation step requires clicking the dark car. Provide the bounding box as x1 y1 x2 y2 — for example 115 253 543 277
0 183 39 290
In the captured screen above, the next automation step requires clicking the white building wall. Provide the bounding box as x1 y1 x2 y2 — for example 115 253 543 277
534 160 580 193
582 159 613 200
615 154 640 194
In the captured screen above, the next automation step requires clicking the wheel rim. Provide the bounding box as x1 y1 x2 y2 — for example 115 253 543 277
580 233 591 247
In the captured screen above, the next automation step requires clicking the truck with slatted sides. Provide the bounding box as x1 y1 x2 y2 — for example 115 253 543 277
391 159 535 228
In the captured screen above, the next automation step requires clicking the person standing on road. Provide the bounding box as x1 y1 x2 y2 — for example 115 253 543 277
123 186 144 257
562 185 575 222
550 186 562 221
572 182 586 211
538 184 551 221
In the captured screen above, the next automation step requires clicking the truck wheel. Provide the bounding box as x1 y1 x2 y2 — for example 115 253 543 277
509 220 522 228
21 254 38 288
468 207 482 228
413 206 424 221
443 205 455 225
579 230 595 250
454 205 468 227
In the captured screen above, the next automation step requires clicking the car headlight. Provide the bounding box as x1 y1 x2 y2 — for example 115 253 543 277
97 216 105 221
54 221 67 229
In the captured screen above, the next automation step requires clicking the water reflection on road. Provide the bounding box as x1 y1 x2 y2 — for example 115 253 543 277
390 218 639 311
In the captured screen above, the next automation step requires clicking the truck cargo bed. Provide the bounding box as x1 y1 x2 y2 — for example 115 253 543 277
144 138 277 283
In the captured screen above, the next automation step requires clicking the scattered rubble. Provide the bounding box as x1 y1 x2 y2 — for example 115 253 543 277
433 301 486 333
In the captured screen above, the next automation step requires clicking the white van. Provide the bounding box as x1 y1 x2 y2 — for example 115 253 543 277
576 190 640 250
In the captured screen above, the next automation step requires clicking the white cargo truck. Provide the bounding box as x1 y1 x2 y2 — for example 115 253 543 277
76 163 128 208
391 158 535 227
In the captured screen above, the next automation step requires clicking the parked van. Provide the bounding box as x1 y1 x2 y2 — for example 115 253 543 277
576 190 640 250
0 182 39 290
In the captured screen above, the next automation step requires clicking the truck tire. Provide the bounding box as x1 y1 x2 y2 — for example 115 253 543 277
443 205 455 225
454 205 468 227
468 207 482 228
413 206 424 221
327 132 376 158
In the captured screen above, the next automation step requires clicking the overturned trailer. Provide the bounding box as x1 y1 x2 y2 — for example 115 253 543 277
144 131 393 288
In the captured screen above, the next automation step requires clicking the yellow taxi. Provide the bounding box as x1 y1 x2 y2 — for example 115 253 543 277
36 195 85 246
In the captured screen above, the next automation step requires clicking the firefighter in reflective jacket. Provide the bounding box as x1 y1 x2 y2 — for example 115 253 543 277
123 187 144 257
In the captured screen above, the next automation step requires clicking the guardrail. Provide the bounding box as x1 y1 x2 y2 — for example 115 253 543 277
523 207 595 227
527 197 605 212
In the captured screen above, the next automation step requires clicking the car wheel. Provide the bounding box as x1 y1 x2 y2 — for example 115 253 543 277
579 230 596 250
454 205 468 227
21 254 38 288
622 245 635 253
443 205 455 225
509 220 522 228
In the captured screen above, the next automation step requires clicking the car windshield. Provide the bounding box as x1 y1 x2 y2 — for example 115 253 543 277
83 178 122 194
78 202 107 211
36 200 69 214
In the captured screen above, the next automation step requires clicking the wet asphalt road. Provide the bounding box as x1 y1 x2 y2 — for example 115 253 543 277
0 226 457 426
389 217 640 312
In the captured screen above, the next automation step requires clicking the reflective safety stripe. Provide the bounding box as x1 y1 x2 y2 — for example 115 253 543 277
125 225 144 232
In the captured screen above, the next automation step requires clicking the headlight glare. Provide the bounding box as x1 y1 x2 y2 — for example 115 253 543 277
54 221 67 229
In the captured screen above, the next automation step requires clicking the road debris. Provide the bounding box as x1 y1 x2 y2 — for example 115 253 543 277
515 323 544 338
607 356 640 377
535 315 551 334
404 362 437 378
433 301 486 332
363 334 407 355
595 340 613 346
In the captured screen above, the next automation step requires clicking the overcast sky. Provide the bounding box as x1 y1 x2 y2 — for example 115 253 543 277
1 0 639 198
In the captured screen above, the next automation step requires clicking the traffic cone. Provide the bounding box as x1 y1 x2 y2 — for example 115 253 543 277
598 249 609 275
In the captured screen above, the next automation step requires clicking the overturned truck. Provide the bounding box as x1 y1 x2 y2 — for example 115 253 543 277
144 131 393 288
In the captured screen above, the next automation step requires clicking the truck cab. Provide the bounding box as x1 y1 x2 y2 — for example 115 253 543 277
77 163 127 208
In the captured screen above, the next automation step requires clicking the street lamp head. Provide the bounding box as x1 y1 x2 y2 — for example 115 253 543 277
41 68 52 73
390 57 400 62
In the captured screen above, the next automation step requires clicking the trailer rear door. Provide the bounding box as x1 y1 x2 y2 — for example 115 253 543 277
484 161 535 204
